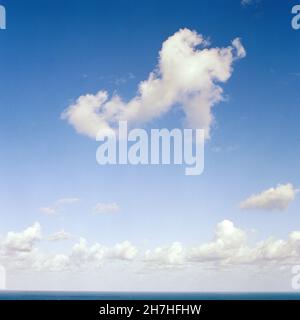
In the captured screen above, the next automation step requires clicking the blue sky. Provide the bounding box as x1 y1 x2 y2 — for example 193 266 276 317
0 0 300 291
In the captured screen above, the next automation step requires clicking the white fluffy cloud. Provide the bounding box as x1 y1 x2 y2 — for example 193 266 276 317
143 220 250 267
189 220 247 262
145 220 300 268
62 28 245 140
93 202 120 215
40 197 79 216
239 183 299 211
0 224 137 272
69 238 107 269
39 254 71 272
108 241 138 261
145 242 185 266
0 222 41 253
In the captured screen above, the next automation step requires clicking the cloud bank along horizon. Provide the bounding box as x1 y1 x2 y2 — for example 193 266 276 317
1 217 300 274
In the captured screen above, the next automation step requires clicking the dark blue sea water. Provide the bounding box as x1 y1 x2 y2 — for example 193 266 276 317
0 291 300 300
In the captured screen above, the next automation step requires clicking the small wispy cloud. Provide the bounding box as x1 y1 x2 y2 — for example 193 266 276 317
39 198 79 216
211 145 238 153
241 0 252 5
39 207 56 215
47 230 73 241
110 72 135 86
93 202 120 215
241 0 261 7
55 198 79 206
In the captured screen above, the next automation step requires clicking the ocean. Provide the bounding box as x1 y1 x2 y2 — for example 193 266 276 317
0 291 300 300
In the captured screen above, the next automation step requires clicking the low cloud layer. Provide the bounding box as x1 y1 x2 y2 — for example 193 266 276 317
0 224 137 272
62 28 245 140
145 220 300 268
2 219 300 273
239 183 299 211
